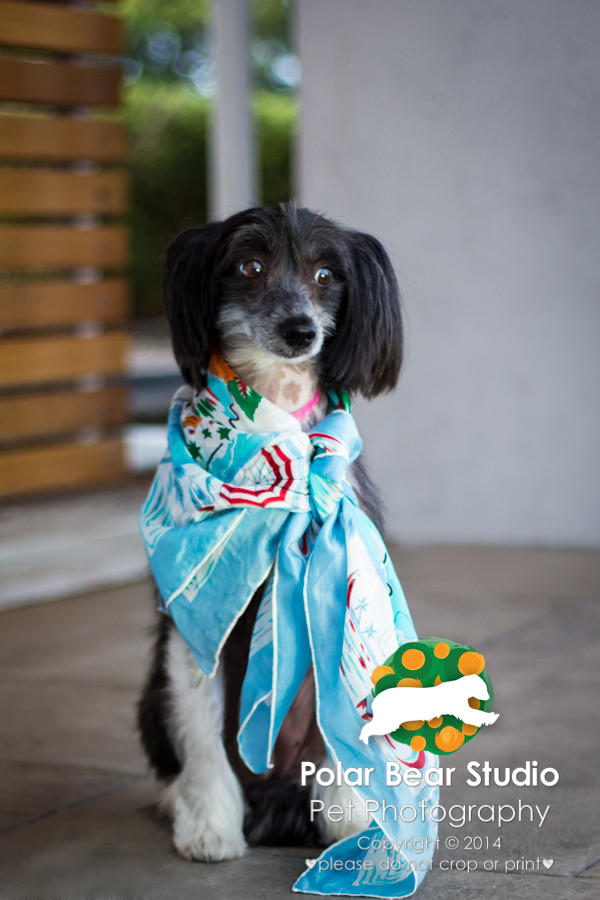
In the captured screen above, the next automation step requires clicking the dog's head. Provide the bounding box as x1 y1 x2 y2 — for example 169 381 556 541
463 674 490 701
163 203 402 397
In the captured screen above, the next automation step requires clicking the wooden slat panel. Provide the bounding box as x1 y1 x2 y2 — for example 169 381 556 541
0 1 122 55
0 331 127 387
0 1 123 54
0 437 126 496
0 225 129 270
0 387 127 441
0 278 128 329
0 115 126 162
0 57 120 106
0 168 127 216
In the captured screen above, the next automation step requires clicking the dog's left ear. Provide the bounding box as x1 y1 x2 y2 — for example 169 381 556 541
321 231 403 398
163 221 223 389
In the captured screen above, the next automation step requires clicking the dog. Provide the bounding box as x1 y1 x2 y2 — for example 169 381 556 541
359 674 499 744
138 202 403 862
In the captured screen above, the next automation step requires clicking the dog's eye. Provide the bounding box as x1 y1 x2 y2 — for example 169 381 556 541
315 267 333 286
240 260 263 279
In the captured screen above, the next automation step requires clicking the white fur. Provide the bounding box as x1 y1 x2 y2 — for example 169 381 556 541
161 628 247 861
162 627 364 860
360 673 499 745
218 296 336 377
219 334 330 427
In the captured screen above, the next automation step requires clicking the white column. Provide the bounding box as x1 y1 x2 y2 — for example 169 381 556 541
296 0 600 546
209 0 257 220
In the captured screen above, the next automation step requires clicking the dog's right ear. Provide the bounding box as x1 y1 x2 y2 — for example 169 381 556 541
163 221 223 388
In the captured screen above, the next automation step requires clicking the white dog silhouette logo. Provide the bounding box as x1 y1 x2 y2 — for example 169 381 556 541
360 673 499 745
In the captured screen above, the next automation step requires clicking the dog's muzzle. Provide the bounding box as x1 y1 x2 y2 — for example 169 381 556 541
278 316 317 350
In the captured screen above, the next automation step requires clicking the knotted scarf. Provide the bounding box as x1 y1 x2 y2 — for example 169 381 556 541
140 356 439 897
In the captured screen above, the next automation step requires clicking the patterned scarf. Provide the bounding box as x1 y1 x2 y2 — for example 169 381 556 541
140 355 438 898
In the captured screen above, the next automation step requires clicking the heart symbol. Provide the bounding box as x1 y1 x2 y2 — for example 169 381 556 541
542 859 553 869
305 859 316 869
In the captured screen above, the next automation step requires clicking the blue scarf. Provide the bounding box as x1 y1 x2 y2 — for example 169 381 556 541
140 356 438 897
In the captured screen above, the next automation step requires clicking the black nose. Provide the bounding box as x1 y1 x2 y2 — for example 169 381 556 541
278 317 317 349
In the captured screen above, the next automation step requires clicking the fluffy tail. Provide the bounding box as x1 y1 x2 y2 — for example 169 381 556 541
137 612 182 779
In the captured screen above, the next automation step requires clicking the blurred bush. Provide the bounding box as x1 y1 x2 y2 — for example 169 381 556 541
127 87 296 317
123 0 297 318
126 82 208 318
254 91 297 207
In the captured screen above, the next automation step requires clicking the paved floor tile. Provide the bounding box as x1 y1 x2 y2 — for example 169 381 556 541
0 547 599 899
0 483 151 610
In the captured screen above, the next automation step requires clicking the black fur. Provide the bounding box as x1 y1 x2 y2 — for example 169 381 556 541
163 204 402 397
139 203 403 849
137 607 181 779
244 779 323 848
349 456 385 535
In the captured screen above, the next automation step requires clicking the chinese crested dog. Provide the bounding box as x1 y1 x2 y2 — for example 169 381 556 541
138 203 403 861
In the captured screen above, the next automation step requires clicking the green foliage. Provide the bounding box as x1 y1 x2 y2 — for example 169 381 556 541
255 91 297 209
126 84 296 317
252 0 290 43
123 0 288 37
122 0 210 37
127 82 209 317
121 0 297 317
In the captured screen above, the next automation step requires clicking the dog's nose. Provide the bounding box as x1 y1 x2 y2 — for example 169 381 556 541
278 317 317 350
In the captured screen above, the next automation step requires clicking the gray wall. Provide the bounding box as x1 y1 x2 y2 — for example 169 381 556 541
296 0 600 546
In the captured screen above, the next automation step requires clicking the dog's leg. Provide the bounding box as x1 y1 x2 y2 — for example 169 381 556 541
160 628 247 861
460 705 499 728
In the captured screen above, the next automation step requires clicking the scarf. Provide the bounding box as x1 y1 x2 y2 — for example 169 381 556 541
140 355 438 898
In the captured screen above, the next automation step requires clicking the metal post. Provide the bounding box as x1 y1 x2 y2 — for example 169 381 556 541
209 0 257 220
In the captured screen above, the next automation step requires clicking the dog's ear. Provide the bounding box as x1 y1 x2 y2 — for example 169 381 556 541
163 222 223 388
321 231 403 398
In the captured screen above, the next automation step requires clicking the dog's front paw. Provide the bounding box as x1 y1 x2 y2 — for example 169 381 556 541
164 783 247 862
175 818 247 863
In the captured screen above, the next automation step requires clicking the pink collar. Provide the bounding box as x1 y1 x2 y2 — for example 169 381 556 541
291 387 321 421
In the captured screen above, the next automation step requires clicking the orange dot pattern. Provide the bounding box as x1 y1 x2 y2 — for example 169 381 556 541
371 665 395 685
458 651 485 676
435 726 465 752
401 648 426 670
401 719 425 731
370 638 493 755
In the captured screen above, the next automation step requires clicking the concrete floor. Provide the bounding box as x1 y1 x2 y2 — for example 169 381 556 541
1 545 599 898
0 482 151 611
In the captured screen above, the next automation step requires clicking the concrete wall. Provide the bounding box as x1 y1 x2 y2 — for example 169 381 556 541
296 0 600 546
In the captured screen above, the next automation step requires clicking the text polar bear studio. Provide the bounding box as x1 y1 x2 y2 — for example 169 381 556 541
360 674 499 744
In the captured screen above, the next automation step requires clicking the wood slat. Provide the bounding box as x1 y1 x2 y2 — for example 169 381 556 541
0 331 127 387
0 437 126 496
0 57 121 106
0 115 126 162
0 168 127 216
0 1 123 54
0 278 128 329
0 224 129 270
0 386 127 441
